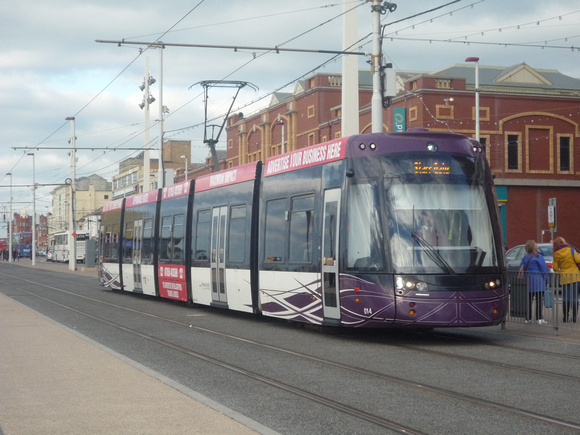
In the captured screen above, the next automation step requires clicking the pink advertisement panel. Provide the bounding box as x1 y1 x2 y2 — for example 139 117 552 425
102 198 124 213
195 162 258 192
162 180 191 200
264 137 347 177
125 190 159 208
158 265 187 301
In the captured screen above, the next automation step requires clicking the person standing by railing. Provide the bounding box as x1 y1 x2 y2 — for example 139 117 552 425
552 236 580 323
518 240 549 324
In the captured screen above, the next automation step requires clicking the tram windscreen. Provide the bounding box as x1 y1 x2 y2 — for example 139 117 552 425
346 154 499 274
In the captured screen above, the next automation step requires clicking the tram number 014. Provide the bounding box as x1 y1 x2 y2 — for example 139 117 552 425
363 308 373 315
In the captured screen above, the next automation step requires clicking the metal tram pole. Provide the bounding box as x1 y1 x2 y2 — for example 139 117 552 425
370 0 383 133
370 1 397 133
465 57 480 141
66 116 77 271
6 173 12 262
28 153 36 266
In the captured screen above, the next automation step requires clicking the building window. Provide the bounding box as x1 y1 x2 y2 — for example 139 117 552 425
436 79 451 89
479 107 491 122
307 105 315 118
560 136 571 172
308 133 315 146
436 105 453 120
328 76 341 87
507 134 519 170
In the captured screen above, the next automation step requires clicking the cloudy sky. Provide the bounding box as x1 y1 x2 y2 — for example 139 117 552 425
1 0 579 225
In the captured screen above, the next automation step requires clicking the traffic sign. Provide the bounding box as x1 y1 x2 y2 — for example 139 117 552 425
548 198 557 232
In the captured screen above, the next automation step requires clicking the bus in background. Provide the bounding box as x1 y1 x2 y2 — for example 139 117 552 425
51 231 89 263
17 232 33 258
0 238 7 259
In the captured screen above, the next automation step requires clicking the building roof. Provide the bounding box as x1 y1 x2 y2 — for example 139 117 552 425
270 92 292 106
431 63 580 92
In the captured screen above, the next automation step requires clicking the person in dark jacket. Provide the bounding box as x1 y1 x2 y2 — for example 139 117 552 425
518 240 549 324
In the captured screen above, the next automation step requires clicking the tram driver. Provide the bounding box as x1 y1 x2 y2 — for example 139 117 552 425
418 210 446 247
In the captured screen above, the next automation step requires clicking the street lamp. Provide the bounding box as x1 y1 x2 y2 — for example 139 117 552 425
27 153 36 266
180 155 188 182
6 173 12 262
465 57 480 141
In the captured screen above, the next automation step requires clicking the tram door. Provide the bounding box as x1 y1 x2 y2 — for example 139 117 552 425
133 219 143 291
210 206 228 304
321 188 341 320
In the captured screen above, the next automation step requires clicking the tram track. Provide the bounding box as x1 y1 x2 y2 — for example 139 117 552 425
426 329 580 361
2 270 580 432
7 269 580 380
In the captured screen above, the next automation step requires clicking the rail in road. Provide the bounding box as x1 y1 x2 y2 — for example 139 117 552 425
1 261 580 434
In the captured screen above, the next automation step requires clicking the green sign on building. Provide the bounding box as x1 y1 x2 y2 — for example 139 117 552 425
394 108 406 132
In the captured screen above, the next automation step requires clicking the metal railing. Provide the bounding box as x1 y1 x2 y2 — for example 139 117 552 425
506 271 579 329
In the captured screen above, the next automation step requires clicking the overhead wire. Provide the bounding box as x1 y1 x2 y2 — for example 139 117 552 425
9 1 365 210
43 0 358 172
166 1 369 137
5 1 209 209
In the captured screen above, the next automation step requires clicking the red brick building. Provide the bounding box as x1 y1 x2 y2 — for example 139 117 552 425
10 212 49 251
222 62 580 248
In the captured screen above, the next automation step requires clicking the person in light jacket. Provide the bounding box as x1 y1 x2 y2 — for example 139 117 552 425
518 240 549 324
552 237 580 323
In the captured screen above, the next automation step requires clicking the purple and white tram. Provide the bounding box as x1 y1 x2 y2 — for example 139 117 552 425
99 130 507 328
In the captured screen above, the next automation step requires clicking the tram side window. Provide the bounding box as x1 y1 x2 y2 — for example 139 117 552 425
194 210 211 263
123 221 134 263
159 216 172 262
104 224 120 261
172 214 185 264
264 198 286 263
112 224 119 260
103 230 111 260
141 219 153 265
228 205 246 263
289 195 314 263
346 182 384 270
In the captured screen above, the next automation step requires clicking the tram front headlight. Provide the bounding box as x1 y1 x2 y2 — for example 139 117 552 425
396 276 425 291
426 142 438 152
416 282 429 292
395 276 405 289
484 278 501 290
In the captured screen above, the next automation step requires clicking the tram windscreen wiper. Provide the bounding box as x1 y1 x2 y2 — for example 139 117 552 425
412 232 456 275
